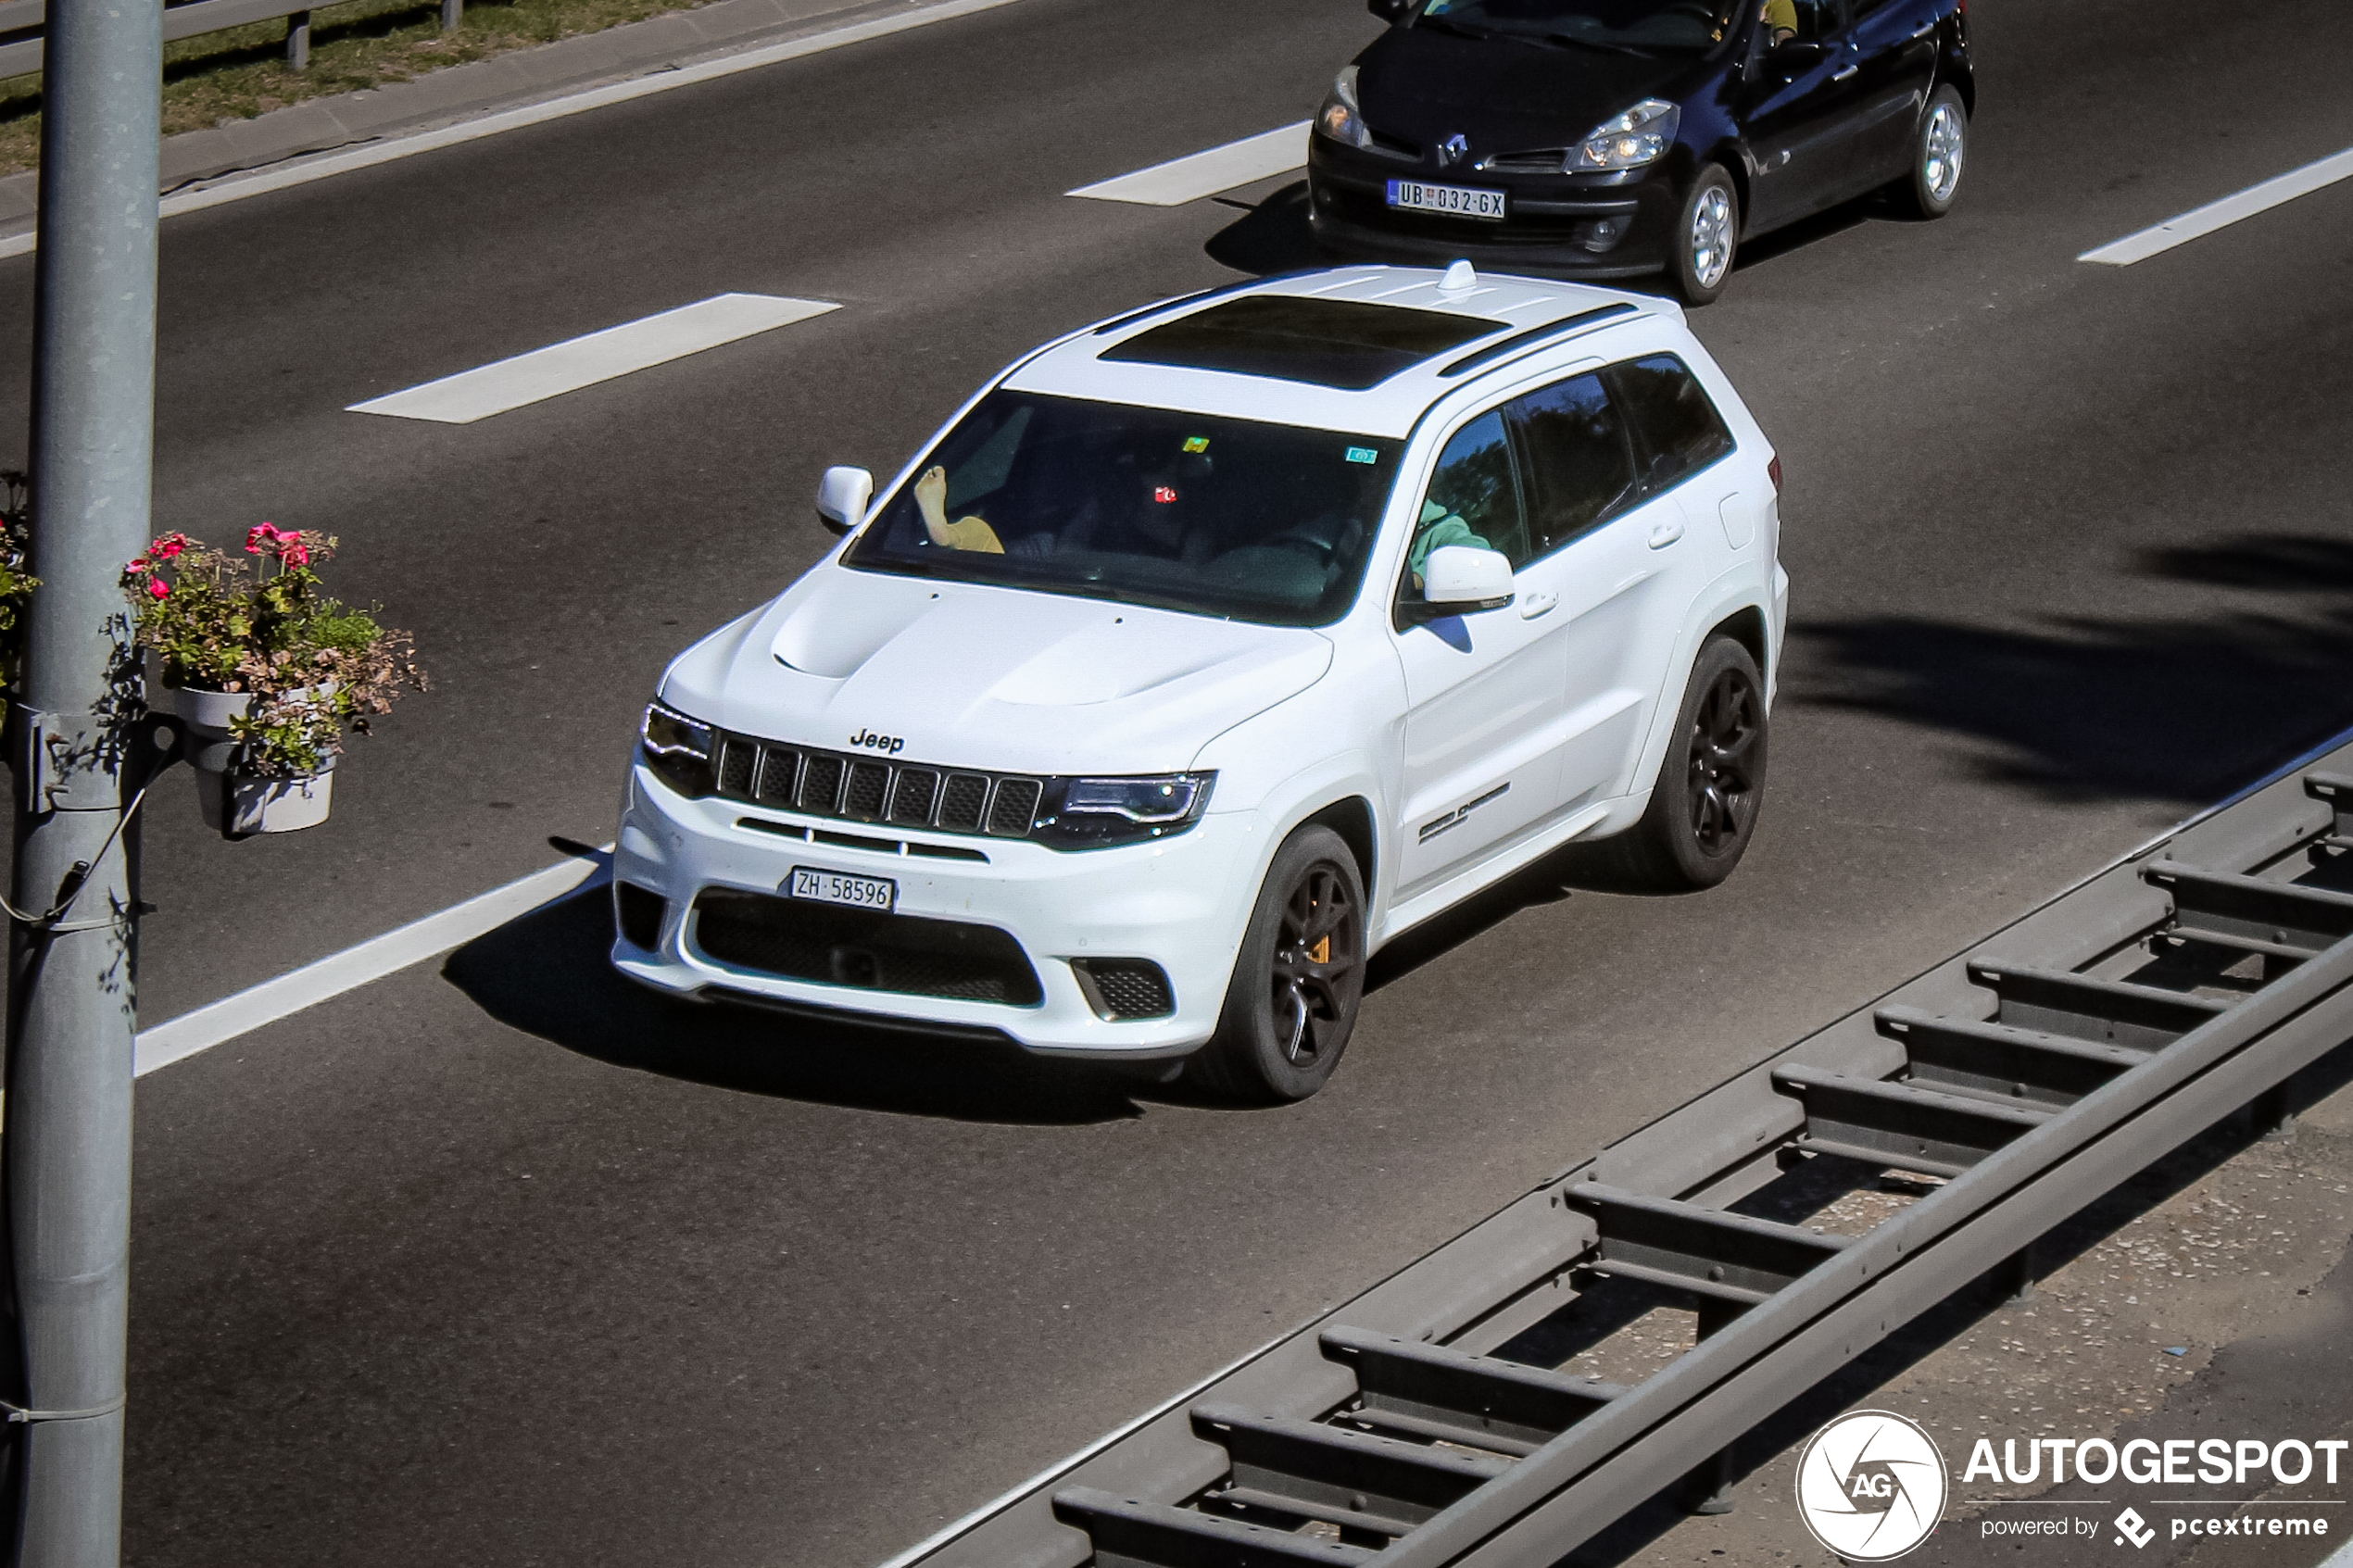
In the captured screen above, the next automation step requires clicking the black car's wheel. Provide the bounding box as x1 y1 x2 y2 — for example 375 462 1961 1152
1601 635 1768 890
1669 165 1741 307
1187 824 1365 1103
1899 84 1968 219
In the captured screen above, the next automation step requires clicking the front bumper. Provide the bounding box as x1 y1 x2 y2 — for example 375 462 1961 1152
1307 142 1686 277
610 763 1265 1057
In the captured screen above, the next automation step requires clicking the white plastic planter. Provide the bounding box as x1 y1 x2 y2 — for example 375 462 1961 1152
194 758 335 837
169 683 338 835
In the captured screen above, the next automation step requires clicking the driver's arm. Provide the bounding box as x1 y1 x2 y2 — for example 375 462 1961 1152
913 465 1006 553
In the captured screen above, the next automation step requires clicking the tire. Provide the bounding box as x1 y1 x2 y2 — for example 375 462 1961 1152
1669 164 1740 307
1898 84 1968 220
1601 636 1768 891
1185 824 1367 1103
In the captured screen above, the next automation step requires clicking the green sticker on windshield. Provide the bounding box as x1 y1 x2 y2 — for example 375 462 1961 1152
1182 436 1210 453
1345 445 1378 465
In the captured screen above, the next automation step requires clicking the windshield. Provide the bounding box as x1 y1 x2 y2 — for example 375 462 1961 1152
1418 0 1741 52
843 393 1403 628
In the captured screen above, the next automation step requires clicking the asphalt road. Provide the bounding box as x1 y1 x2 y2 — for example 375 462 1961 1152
2 0 2352 1562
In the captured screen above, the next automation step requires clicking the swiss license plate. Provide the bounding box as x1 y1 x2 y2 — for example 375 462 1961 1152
788 866 897 912
1387 179 1508 220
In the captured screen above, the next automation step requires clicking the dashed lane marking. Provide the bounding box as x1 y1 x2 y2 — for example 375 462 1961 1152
134 847 609 1076
2080 144 2353 266
1068 121 1311 207
346 294 837 422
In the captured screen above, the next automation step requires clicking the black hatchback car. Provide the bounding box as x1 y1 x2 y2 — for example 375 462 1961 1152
1307 0 1973 303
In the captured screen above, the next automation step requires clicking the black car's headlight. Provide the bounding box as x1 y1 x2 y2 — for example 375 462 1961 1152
1571 99 1680 171
1316 66 1372 151
1031 772 1215 849
640 698 716 797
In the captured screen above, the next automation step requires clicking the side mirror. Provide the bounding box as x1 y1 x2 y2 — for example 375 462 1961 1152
1418 546 1515 615
814 466 873 537
1366 0 1411 20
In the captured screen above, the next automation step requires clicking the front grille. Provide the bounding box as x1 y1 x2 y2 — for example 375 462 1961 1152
1071 958 1176 1021
692 890 1043 1006
692 729 1048 841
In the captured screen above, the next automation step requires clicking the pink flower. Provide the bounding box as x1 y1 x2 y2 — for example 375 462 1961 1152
127 557 150 573
283 543 309 568
245 522 284 554
149 533 187 560
146 579 170 599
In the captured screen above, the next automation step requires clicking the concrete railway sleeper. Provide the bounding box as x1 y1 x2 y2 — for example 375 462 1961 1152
900 745 2353 1568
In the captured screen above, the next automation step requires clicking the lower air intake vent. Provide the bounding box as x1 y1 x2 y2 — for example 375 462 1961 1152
615 883 665 950
692 890 1043 1006
1071 958 1176 1021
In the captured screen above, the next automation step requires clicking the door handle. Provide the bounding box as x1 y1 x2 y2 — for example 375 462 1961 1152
1518 589 1559 620
1647 520 1684 550
1831 61 1858 79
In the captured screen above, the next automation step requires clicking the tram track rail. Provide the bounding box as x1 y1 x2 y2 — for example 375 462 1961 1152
895 740 2353 1568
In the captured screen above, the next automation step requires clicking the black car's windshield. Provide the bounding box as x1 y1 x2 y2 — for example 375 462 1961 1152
1417 0 1739 51
843 393 1403 628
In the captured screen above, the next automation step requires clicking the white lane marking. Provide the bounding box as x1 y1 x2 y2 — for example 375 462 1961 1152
347 294 837 422
134 847 610 1076
0 0 1035 263
1068 121 1310 207
2080 144 2353 266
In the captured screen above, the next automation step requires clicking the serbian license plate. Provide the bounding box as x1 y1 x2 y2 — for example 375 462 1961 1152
788 866 896 912
1387 179 1508 220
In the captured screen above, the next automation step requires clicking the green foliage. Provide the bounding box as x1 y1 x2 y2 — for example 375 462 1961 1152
0 470 39 691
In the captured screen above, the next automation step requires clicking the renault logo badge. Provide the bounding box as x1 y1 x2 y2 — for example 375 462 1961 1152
1438 132 1469 167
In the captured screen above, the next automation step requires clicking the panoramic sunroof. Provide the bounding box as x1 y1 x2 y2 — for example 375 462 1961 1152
1099 295 1506 391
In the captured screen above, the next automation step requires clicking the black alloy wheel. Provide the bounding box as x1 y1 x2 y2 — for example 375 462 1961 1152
1597 635 1769 890
1189 823 1366 1103
1685 659 1763 857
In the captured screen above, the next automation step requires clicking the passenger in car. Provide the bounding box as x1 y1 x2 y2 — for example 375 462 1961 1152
1760 0 1798 44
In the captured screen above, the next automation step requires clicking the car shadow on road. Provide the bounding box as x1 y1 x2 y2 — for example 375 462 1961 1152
1797 531 2353 806
440 884 1149 1126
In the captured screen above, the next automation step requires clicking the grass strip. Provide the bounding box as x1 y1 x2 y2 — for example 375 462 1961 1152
0 0 717 179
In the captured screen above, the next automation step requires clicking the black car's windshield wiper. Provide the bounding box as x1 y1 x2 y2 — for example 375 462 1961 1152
1539 31 1657 57
1414 14 1496 41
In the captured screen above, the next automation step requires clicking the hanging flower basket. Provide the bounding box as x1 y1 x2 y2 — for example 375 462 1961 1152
124 524 425 837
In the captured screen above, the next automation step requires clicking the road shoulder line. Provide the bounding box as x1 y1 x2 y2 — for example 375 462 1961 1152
133 847 610 1077
0 0 1033 261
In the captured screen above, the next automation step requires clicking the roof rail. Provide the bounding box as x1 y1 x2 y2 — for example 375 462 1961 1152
1436 302 1639 378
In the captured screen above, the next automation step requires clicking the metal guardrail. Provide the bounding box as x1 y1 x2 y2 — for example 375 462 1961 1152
895 740 2353 1568
0 0 463 80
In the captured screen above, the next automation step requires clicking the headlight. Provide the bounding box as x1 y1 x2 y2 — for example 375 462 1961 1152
1032 772 1215 849
1315 66 1372 151
640 698 715 796
1570 99 1680 171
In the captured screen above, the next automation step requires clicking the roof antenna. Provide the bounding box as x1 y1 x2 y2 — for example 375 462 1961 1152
1439 259 1477 293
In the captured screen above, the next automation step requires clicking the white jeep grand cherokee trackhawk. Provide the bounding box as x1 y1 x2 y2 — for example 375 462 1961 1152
613 263 1787 1101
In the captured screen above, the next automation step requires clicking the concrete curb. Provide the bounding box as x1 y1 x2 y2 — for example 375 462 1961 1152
0 0 1013 241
